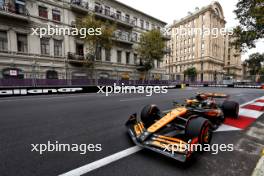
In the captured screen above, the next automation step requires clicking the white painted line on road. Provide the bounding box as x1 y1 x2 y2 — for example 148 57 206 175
235 94 244 97
120 97 149 102
59 146 142 176
215 124 241 132
239 108 263 119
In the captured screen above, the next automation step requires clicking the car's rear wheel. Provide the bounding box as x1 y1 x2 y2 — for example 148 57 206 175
185 117 212 145
222 101 239 119
140 104 161 128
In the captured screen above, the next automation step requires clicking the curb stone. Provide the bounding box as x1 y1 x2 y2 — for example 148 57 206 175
252 149 264 176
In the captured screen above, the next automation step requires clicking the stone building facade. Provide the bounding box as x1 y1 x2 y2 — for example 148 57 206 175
162 1 242 82
0 0 167 81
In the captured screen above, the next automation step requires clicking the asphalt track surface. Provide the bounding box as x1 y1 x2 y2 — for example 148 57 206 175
0 87 264 176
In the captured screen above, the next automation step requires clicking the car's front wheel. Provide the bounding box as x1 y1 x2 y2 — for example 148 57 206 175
185 117 212 145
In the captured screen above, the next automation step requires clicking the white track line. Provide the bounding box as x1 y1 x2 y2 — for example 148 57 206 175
59 146 142 176
59 95 264 176
216 124 241 132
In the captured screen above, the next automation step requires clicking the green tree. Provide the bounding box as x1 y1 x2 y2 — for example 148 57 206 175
258 67 264 82
137 29 166 74
232 0 264 51
76 15 116 67
184 67 197 82
245 53 264 75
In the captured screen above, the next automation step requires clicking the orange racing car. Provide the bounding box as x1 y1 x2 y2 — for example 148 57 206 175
126 93 239 162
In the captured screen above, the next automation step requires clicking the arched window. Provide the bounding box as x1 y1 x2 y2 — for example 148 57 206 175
46 70 58 79
215 8 220 16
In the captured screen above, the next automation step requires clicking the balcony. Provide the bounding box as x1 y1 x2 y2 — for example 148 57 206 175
68 52 85 67
112 31 134 45
93 7 134 28
0 3 29 21
70 0 89 14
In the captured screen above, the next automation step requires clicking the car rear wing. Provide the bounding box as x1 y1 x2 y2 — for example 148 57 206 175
197 92 229 98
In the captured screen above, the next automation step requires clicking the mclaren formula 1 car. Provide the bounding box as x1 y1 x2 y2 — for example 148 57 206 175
125 93 239 162
183 92 239 129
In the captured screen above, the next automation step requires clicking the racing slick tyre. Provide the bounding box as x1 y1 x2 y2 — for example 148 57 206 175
185 117 212 145
222 101 239 119
140 104 161 128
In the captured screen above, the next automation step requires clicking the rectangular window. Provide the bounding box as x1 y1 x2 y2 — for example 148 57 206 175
54 39 62 56
39 6 48 18
96 46 102 60
157 61 160 68
0 31 7 51
17 34 28 53
105 6 110 16
146 22 149 30
133 17 137 26
95 2 102 13
76 43 84 56
140 19 144 29
134 54 138 64
126 52 130 64
117 50 122 63
125 14 130 23
132 32 138 42
116 11 121 20
40 38 50 55
105 48 111 61
16 0 26 15
52 9 61 21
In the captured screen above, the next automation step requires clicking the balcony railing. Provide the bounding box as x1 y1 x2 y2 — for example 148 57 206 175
70 1 135 27
68 52 85 61
93 6 134 27
112 31 134 44
70 0 89 13
0 3 29 19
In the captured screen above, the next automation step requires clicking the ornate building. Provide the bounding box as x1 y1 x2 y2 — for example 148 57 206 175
163 1 242 82
0 0 167 81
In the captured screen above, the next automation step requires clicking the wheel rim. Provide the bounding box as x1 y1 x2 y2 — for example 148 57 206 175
201 124 210 143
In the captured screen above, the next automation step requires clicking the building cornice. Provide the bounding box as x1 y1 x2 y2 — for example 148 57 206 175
171 2 226 28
